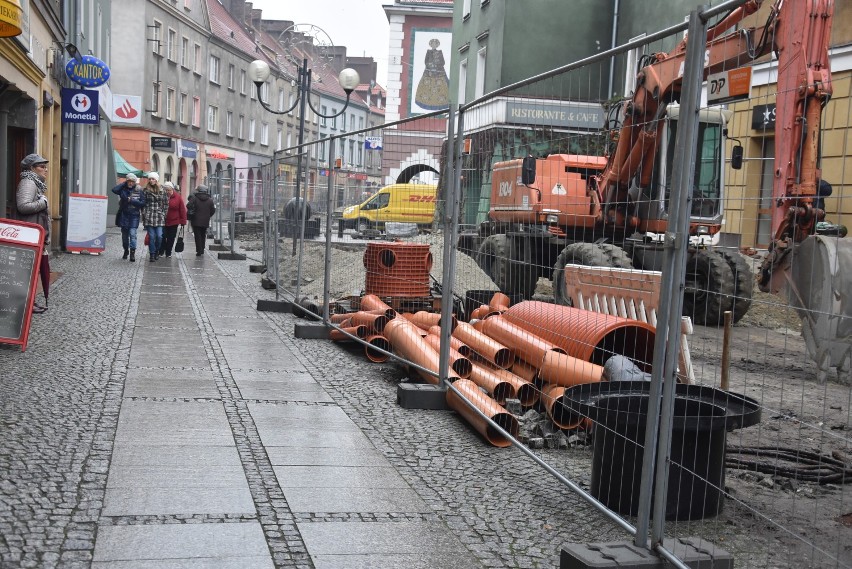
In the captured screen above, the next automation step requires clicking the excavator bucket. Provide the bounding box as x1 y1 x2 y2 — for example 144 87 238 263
782 235 852 383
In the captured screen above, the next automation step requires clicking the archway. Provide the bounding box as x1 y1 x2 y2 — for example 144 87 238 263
150 154 160 176
165 156 174 183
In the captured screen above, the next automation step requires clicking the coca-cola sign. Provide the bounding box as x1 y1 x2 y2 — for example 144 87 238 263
0 220 43 245
0 226 20 239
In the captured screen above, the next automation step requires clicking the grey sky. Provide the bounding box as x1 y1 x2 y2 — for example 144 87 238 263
249 0 391 87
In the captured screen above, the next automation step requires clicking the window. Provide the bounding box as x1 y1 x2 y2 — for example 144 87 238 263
248 118 256 142
463 0 471 19
193 43 201 73
207 105 219 132
286 132 292 152
278 89 285 112
319 137 326 159
181 37 189 67
260 122 269 146
458 59 468 104
228 64 235 90
341 113 346 130
349 140 355 164
167 29 177 61
339 139 345 162
350 113 355 132
359 116 364 130
288 92 295 113
166 87 176 120
192 96 200 127
209 55 220 84
179 92 188 124
238 115 244 139
151 82 161 116
260 81 269 103
240 70 246 94
152 21 162 55
756 138 775 246
184 0 192 8
226 111 233 136
475 47 487 98
331 109 338 129
276 128 282 151
357 145 363 167
320 105 327 126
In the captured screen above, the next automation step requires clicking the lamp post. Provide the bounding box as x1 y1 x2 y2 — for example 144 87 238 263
248 58 359 256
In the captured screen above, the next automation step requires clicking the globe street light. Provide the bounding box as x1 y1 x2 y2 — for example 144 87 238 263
248 58 360 255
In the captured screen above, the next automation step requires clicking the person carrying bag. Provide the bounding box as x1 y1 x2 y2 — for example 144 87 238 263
175 226 185 253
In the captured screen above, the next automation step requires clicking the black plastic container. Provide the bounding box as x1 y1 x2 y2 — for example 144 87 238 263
564 382 760 521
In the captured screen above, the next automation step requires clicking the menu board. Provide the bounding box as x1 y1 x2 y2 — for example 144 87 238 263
67 193 107 253
0 219 45 351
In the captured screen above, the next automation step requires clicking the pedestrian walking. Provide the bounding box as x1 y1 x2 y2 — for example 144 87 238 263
141 172 168 262
187 184 216 256
159 182 187 258
111 173 146 262
15 153 52 313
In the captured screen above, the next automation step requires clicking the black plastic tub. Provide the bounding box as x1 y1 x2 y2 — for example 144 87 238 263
564 381 761 521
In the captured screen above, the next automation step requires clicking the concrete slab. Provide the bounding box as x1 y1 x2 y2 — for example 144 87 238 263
93 522 270 562
126 368 216 382
115 401 234 446
129 350 210 370
285 487 430 513
230 370 314 383
265 446 390 467
273 466 410 489
311 553 470 569
107 464 248 488
110 445 242 467
236 381 333 402
123 378 220 399
206 318 273 333
102 486 255 516
256 428 376 449
297 521 471 556
248 403 357 426
93 559 275 569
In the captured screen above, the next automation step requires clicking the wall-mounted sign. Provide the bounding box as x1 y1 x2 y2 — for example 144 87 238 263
65 55 111 88
0 0 24 38
365 137 383 150
112 94 141 124
707 67 752 105
151 136 174 151
752 103 776 131
61 88 99 124
177 139 198 159
206 146 234 161
505 101 605 129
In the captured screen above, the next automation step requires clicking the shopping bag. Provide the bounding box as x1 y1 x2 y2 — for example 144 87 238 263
144 232 150 246
175 227 185 253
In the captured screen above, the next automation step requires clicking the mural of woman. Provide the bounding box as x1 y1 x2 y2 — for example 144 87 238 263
414 38 450 110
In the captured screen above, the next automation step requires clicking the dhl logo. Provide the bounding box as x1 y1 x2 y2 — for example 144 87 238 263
408 195 436 203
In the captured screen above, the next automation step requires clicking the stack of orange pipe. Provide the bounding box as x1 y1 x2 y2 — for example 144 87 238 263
382 318 459 384
473 362 539 407
539 383 590 429
404 311 457 332
453 321 514 369
427 326 471 357
364 242 432 297
423 334 472 378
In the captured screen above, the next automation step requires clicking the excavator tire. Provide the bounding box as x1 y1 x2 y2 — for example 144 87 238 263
552 243 634 306
683 249 735 326
476 234 538 299
717 249 754 323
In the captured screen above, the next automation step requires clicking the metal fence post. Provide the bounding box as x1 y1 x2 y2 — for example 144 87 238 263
437 105 460 387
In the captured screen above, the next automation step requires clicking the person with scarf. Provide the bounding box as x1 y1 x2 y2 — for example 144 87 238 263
15 154 52 313
111 172 146 262
141 172 169 262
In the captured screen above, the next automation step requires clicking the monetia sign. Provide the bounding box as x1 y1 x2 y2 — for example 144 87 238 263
65 55 111 88
61 88 99 124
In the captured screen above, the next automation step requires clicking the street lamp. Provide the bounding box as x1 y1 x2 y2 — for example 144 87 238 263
248 58 360 255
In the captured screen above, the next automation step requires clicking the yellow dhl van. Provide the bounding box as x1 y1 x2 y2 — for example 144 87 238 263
341 183 437 231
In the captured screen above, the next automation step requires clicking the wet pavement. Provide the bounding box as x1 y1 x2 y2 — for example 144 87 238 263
0 229 624 568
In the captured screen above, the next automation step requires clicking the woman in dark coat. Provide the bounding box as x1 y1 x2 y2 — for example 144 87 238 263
111 173 146 262
187 184 216 256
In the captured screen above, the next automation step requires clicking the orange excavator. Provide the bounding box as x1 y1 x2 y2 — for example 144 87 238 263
466 0 849 379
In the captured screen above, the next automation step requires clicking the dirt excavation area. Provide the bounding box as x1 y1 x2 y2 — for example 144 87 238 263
251 233 850 568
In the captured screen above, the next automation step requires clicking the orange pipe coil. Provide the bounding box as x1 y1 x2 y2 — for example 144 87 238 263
452 321 514 369
539 383 588 429
329 325 368 341
382 318 458 384
474 315 567 364
467 363 516 405
404 311 457 332
364 242 432 297
427 326 471 357
423 334 473 378
365 335 392 363
446 379 519 448
504 301 656 368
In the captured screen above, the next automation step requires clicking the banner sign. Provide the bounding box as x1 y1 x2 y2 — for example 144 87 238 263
365 136 383 150
65 54 111 87
177 139 198 159
0 218 45 351
61 88 99 124
151 136 174 151
66 193 108 253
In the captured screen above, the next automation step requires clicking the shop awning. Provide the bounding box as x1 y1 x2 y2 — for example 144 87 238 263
113 150 143 177
0 0 23 38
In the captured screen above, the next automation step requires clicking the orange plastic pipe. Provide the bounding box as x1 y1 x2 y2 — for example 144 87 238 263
489 292 512 312
467 363 516 405
504 301 656 368
360 294 394 312
539 383 586 429
423 334 472 378
510 358 539 384
382 318 457 384
365 335 391 363
446 379 519 448
330 313 351 324
428 326 471 357
350 311 390 334
537 350 603 387
475 315 567 364
329 325 367 341
452 321 514 369
404 311 457 332
477 362 540 406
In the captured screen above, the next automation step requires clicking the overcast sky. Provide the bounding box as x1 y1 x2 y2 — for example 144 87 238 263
250 0 391 87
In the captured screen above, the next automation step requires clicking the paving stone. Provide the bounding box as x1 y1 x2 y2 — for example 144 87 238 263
285 488 431 513
102 487 255 516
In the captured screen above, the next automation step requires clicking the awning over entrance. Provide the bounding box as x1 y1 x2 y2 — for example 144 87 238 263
0 0 23 38
114 150 143 177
